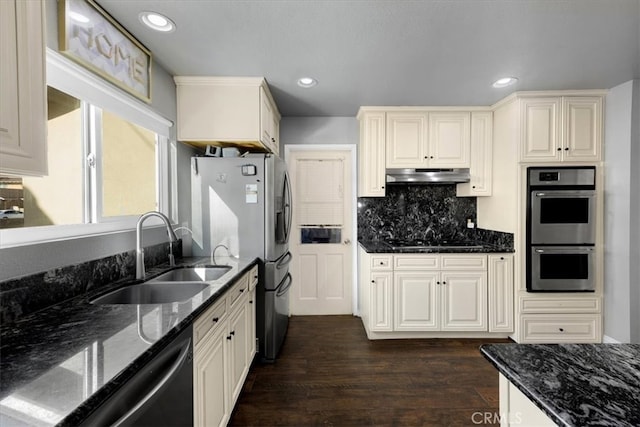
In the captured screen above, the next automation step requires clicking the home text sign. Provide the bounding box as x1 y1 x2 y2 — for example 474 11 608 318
58 0 152 103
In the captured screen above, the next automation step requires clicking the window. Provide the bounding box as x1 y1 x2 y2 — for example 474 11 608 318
0 49 172 247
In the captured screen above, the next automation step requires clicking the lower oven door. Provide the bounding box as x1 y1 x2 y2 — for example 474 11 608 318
528 246 595 292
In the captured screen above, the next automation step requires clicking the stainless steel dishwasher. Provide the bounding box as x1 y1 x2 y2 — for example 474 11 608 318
80 327 193 426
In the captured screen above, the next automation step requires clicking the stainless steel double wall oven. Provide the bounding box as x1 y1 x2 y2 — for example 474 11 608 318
526 166 597 292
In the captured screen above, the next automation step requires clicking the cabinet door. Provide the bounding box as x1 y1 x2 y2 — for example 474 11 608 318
440 272 487 331
247 288 257 361
260 87 277 152
358 112 386 197
520 98 561 162
428 112 470 168
394 272 439 331
457 112 492 196
370 271 393 331
562 97 601 161
488 255 514 333
194 326 229 427
228 302 249 404
386 112 428 168
0 0 47 176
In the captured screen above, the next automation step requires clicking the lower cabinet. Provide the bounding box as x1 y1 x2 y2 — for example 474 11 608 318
359 249 513 337
193 268 256 427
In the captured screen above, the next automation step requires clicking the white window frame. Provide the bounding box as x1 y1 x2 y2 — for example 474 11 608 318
0 49 173 248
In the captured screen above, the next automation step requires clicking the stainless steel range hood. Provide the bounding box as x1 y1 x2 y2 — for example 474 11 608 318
386 168 471 184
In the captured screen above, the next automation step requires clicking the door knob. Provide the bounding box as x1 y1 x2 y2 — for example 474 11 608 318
343 239 351 245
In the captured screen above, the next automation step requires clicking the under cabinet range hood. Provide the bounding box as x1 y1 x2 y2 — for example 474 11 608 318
386 168 471 184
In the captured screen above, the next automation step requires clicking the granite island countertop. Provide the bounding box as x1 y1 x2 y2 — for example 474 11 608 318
480 343 640 427
0 256 258 426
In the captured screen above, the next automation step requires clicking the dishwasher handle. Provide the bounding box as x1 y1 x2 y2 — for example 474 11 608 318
113 335 192 426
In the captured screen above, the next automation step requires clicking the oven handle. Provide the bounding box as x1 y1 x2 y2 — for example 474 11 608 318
534 190 596 197
535 247 594 253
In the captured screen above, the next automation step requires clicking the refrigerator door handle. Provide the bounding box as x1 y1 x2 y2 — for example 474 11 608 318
284 171 292 243
276 273 293 297
277 252 293 270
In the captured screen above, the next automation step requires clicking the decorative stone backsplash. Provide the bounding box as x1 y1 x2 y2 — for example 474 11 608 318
357 184 514 249
358 184 477 242
0 241 182 325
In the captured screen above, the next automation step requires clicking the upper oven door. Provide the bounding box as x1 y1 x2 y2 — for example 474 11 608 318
530 190 596 244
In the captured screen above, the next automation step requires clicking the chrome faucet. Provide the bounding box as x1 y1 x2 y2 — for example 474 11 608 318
211 244 230 266
136 211 178 280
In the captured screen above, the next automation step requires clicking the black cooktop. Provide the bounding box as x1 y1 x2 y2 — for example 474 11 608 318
382 238 483 250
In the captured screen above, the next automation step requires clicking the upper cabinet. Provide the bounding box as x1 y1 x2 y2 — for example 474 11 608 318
0 0 47 176
520 96 602 163
386 111 470 169
457 111 493 197
174 77 281 155
357 110 386 197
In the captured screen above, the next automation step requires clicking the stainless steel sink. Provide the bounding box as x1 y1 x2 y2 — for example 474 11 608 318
91 282 209 305
148 266 231 283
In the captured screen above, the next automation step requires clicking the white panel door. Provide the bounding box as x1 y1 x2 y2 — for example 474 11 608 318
289 149 353 315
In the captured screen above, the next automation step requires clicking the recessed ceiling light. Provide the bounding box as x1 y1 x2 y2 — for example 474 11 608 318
139 11 175 32
297 77 317 88
492 77 518 88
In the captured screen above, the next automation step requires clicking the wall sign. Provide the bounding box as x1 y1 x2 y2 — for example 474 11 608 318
58 0 152 103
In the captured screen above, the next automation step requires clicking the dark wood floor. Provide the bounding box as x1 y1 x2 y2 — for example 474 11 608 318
230 315 510 426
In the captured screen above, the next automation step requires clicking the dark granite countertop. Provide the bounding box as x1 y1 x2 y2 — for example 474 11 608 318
358 240 515 254
480 343 640 427
0 256 258 426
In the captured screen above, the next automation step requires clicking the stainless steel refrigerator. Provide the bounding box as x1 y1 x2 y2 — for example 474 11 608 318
191 153 292 362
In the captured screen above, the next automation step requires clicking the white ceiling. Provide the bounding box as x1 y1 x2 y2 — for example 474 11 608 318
96 0 640 117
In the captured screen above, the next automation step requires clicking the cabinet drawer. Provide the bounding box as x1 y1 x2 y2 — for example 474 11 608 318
228 273 249 309
520 297 601 313
194 298 227 346
440 255 487 270
521 314 601 343
249 265 259 291
394 255 439 270
371 255 393 270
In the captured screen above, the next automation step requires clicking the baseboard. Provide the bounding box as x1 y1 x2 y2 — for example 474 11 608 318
602 335 622 344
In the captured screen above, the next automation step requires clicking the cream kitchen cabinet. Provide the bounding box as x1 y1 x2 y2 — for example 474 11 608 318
357 109 386 197
517 295 602 343
193 269 254 427
174 76 281 154
0 0 47 176
359 250 503 337
385 111 470 169
520 96 602 162
488 254 514 333
457 112 493 197
394 254 487 332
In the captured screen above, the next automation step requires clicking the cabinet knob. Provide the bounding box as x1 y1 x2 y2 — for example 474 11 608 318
239 288 245 293
472 186 476 189
381 186 385 189
230 331 235 336
430 156 434 159
437 281 441 285
564 147 569 151
379 261 384 265
424 156 428 159
557 147 562 151
212 317 219 323
371 280 375 283
443 281 447 285
272 138 276 142
227 335 232 340
500 256 504 260
559 328 565 332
